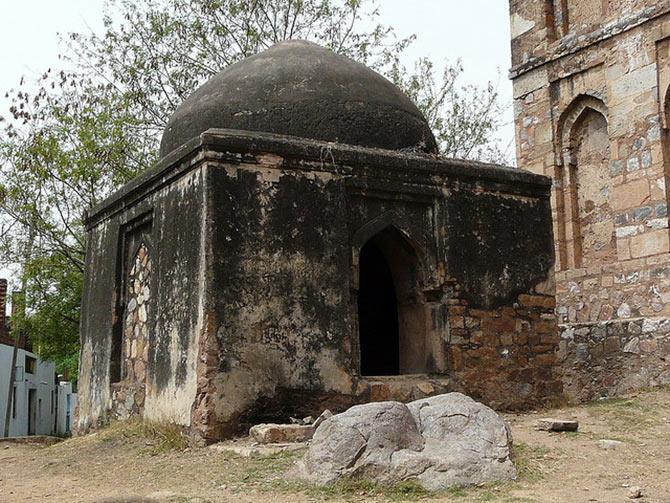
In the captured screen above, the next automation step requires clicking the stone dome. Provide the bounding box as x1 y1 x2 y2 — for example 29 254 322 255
159 40 438 158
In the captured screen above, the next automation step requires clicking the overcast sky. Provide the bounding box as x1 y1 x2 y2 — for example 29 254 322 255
0 0 514 151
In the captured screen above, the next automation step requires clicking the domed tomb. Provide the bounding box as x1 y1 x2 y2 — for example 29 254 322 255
160 40 438 157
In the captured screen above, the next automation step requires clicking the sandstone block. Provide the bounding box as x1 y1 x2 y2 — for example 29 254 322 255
518 294 555 309
630 229 669 258
536 418 579 432
612 179 650 211
249 423 315 444
611 64 656 101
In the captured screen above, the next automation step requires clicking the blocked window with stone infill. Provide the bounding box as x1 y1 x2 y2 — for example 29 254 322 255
110 217 153 387
120 243 151 384
556 97 613 270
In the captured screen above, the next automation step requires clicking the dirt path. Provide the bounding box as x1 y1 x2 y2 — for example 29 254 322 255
1 386 669 503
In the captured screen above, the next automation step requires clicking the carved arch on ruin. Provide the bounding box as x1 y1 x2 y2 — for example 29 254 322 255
554 94 611 270
351 211 413 247
660 86 670 241
663 85 670 130
557 94 609 166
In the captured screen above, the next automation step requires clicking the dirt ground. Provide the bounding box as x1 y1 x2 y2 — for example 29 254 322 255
2 386 670 503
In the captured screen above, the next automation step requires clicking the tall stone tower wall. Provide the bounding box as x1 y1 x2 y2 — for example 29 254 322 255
510 0 670 400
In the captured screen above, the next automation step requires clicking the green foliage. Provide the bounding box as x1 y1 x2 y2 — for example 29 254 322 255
23 254 83 380
0 0 508 381
0 67 149 382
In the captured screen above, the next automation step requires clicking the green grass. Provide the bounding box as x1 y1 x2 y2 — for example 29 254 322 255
82 419 558 501
585 395 661 432
216 450 437 501
303 478 433 501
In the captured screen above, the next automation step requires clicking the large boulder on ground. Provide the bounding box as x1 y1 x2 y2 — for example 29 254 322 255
299 401 424 484
295 393 516 491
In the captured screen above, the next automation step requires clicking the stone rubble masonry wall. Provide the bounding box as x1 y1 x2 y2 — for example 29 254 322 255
510 0 670 400
305 284 562 415
447 284 562 408
110 243 152 420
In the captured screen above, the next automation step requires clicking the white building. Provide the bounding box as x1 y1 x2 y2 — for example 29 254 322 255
0 341 77 437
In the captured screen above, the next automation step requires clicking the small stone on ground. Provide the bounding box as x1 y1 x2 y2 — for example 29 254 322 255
597 439 623 450
210 442 306 457
536 418 579 432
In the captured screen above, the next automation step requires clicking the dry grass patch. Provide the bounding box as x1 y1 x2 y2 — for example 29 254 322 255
585 386 670 433
94 418 191 454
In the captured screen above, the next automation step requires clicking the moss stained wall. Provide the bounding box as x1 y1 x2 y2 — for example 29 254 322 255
77 162 207 432
188 132 559 439
79 130 560 440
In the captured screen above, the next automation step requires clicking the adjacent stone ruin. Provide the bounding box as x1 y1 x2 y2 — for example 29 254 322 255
510 0 670 399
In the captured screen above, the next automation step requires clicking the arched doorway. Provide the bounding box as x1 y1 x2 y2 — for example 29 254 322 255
358 239 400 375
357 226 426 376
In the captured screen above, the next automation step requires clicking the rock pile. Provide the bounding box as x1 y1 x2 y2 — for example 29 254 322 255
295 393 516 491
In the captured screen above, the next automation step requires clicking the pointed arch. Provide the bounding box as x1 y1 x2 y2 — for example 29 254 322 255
351 212 427 290
661 85 670 248
557 94 609 166
353 222 430 375
663 85 670 130
555 95 612 270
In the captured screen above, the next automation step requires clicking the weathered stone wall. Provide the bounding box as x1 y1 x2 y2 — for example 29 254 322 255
510 0 670 399
191 131 560 440
559 318 670 401
448 287 562 409
77 155 208 433
78 129 561 441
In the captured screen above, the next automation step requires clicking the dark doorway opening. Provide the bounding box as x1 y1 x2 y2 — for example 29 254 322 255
358 240 400 376
27 389 36 435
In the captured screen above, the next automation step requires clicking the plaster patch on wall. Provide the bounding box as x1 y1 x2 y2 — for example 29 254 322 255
513 67 548 99
144 324 198 426
511 13 536 39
